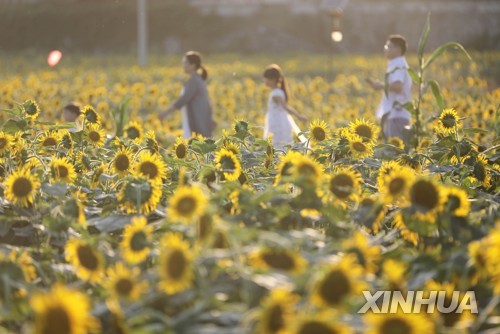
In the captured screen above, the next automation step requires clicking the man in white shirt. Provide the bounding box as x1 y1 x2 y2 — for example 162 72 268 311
368 35 412 140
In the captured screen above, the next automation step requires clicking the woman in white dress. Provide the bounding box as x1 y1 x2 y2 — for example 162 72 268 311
263 64 307 150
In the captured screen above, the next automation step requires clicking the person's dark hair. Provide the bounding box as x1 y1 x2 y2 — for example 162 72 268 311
63 103 81 116
388 34 407 55
185 51 208 81
263 64 289 102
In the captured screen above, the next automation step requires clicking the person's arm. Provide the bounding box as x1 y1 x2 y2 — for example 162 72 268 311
366 78 384 90
388 81 403 94
273 95 307 122
159 77 197 120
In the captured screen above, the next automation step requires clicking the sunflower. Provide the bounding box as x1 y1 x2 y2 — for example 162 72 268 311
60 130 74 151
82 105 100 125
63 192 86 226
468 240 489 281
387 136 404 149
104 262 147 302
342 231 381 274
396 154 422 172
248 247 307 274
157 233 194 295
409 178 444 220
364 310 434 334
215 148 242 181
376 160 402 189
291 154 323 187
118 177 162 214
196 214 214 243
348 134 374 159
7 249 37 282
328 167 362 201
134 151 167 184
65 238 104 282
85 123 106 147
392 212 420 246
112 147 133 176
223 141 241 156
91 162 106 188
0 132 12 155
50 156 77 184
38 130 61 148
274 150 302 185
349 118 379 143
435 108 462 136
309 119 330 143
311 254 367 307
256 289 299 334
212 228 231 249
471 154 491 188
417 137 432 152
442 186 470 217
22 99 40 120
425 280 475 329
290 312 353 334
382 259 407 291
168 185 208 223
4 167 40 207
173 137 189 159
380 167 415 204
120 216 153 264
145 130 159 154
354 196 386 234
30 284 99 334
125 121 143 142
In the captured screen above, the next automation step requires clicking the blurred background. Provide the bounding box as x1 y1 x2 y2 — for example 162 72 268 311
1 0 499 55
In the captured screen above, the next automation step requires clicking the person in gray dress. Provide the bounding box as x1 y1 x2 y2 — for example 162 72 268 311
159 51 216 138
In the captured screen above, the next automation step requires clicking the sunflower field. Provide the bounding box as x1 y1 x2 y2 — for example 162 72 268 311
0 49 499 334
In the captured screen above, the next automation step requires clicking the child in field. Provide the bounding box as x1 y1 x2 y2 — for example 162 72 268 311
62 102 82 132
367 34 412 140
263 64 307 150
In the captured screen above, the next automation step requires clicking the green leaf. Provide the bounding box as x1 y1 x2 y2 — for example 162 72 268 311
2 119 27 134
462 127 489 135
407 68 420 84
88 215 131 233
403 101 415 116
0 108 22 117
417 13 431 62
427 79 444 110
424 42 472 70
41 183 68 197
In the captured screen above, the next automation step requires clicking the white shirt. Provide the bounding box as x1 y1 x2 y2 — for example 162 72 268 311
376 56 412 121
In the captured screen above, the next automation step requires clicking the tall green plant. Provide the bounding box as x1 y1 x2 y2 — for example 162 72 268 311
406 14 472 148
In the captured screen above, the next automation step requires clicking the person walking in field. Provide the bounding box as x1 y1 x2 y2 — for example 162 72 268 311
367 34 412 140
159 51 216 138
263 64 307 150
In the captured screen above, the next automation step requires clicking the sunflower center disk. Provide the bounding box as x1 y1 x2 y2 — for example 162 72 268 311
115 155 130 171
116 278 134 296
13 177 32 197
380 318 413 334
411 180 438 211
177 197 196 216
262 251 295 271
77 245 99 270
42 306 71 334
166 250 186 279
319 269 350 305
140 162 158 179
